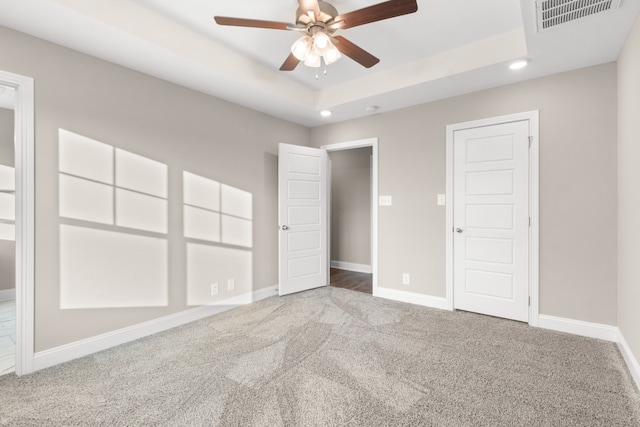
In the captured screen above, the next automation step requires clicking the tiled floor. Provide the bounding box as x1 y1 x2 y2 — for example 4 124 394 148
0 300 15 376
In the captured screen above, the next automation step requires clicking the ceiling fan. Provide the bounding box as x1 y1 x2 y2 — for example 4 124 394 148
214 0 419 71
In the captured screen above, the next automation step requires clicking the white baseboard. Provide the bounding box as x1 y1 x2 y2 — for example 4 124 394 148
537 314 618 342
34 285 278 372
0 289 15 302
330 260 372 274
375 287 448 311
617 330 640 390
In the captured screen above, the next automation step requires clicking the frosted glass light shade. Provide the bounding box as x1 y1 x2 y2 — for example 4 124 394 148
291 35 312 61
323 44 341 65
304 51 321 67
313 31 331 53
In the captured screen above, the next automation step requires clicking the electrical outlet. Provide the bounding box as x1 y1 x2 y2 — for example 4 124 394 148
402 273 410 285
227 278 235 291
210 283 219 296
437 194 446 206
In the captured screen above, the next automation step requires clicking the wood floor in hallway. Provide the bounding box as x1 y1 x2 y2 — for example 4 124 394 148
330 268 372 294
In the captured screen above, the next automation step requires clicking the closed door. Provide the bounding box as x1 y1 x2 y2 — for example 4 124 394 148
453 120 530 322
278 143 328 296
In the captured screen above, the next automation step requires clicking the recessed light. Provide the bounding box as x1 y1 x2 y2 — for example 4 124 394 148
365 106 379 113
320 110 332 117
509 60 528 70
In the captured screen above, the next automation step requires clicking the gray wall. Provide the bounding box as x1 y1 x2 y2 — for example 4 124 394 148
329 147 371 267
0 26 310 352
311 63 618 326
0 107 14 292
618 13 640 369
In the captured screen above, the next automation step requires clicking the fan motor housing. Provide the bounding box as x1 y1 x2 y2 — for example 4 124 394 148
296 1 338 25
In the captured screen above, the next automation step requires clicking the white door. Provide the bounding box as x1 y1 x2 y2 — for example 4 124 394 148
453 120 530 322
278 143 328 296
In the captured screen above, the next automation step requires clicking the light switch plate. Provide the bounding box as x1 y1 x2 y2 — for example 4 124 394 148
379 195 392 206
437 194 446 206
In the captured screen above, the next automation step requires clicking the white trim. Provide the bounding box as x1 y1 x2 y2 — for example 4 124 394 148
34 285 278 372
330 260 372 274
0 289 16 302
617 330 640 390
445 111 540 325
375 287 449 311
321 138 379 296
0 70 35 376
538 314 618 342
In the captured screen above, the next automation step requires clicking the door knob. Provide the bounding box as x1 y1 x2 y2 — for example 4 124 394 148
281 225 289 230
455 228 463 233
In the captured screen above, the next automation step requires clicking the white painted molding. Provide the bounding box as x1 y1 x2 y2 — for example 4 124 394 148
375 287 448 311
618 330 640 390
34 285 278 372
537 314 618 342
330 260 372 274
0 289 16 302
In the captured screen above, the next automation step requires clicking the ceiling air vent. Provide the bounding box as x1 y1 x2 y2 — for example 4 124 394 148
536 0 622 31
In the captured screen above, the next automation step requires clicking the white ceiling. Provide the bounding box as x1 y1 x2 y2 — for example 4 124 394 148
0 0 638 126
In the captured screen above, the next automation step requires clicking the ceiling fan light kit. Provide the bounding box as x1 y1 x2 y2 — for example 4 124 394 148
214 0 418 74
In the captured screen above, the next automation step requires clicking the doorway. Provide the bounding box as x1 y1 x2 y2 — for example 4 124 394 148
0 70 35 375
277 138 379 297
446 112 539 325
323 138 378 296
0 85 16 374
327 147 373 294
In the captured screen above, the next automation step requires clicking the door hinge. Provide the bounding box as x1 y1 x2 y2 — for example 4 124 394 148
528 296 531 306
529 217 531 227
528 136 533 147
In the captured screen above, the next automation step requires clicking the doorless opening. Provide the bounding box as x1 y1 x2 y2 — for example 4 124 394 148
323 138 379 297
327 146 373 295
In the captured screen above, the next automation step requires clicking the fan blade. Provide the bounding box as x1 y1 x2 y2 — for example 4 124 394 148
214 16 291 30
298 0 321 20
333 36 380 68
280 53 301 71
334 0 418 30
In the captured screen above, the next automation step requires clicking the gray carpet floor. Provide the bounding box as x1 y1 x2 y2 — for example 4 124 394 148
1 286 639 426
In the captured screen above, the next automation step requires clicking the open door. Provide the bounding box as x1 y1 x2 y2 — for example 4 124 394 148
278 143 328 296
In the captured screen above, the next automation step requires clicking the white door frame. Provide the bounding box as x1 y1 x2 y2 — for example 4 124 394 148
321 138 379 296
0 70 35 375
445 111 539 326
